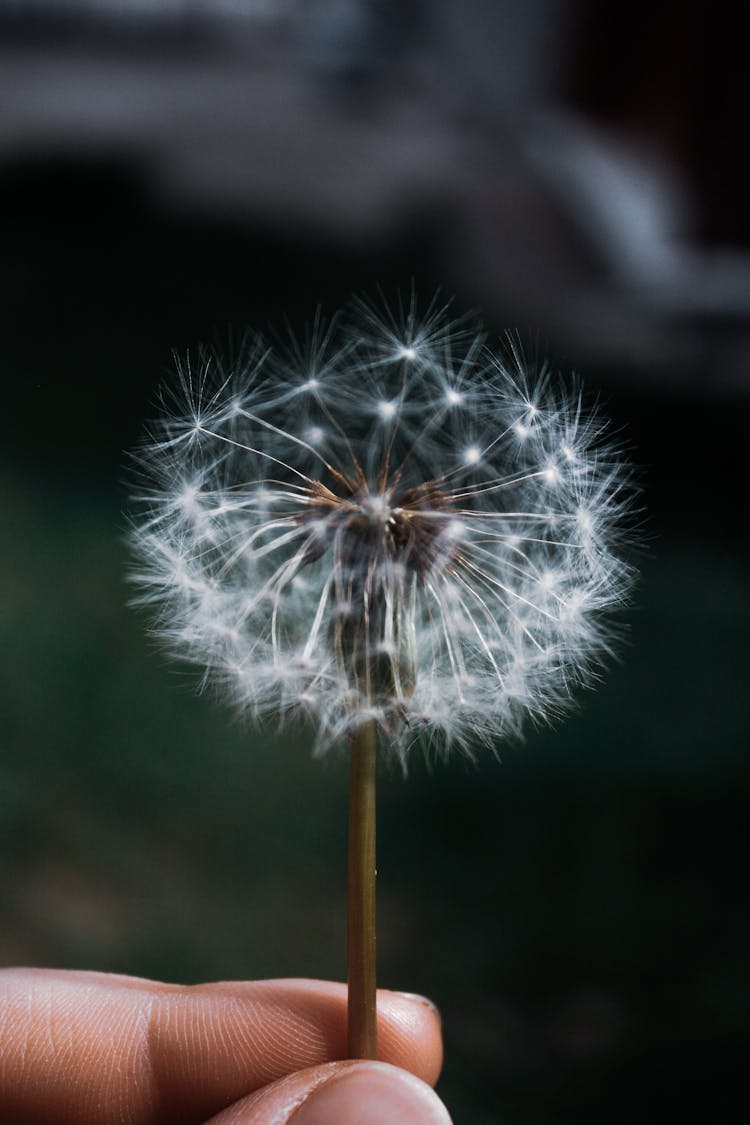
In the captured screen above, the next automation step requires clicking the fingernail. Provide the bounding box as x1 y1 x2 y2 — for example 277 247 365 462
291 1062 452 1124
391 991 442 1022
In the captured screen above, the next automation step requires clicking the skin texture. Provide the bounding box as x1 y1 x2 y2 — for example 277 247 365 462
0 971 449 1124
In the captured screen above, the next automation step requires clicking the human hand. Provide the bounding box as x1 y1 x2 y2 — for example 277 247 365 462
0 969 450 1124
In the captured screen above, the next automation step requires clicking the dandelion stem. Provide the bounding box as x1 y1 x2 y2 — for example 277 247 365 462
347 717 378 1059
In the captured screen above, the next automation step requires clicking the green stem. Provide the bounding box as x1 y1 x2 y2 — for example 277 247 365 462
347 718 378 1059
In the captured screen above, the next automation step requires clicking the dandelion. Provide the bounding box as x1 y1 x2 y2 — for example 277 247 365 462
129 293 636 1059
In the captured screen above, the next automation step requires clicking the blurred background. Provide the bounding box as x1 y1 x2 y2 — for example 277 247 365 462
0 2 748 1122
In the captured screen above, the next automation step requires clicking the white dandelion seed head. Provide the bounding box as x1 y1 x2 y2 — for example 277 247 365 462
397 345 418 361
542 460 561 486
129 295 637 760
443 518 467 541
561 441 577 463
377 399 398 420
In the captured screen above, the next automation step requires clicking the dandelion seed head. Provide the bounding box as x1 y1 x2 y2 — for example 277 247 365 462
361 494 391 523
539 569 558 591
397 345 418 361
444 518 467 541
561 441 577 463
129 295 637 759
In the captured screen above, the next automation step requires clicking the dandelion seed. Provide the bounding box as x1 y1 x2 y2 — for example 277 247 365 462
561 441 577 463
377 400 398 420
397 346 418 361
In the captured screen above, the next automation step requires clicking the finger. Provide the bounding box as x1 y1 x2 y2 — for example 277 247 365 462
0 969 442 1125
203 1061 453 1125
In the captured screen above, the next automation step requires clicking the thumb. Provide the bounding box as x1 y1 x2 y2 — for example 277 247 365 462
204 1061 453 1124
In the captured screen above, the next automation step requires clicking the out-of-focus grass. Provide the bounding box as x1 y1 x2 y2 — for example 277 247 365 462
1 468 748 1124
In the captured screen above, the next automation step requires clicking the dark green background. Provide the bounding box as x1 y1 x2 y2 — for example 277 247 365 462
0 160 748 1124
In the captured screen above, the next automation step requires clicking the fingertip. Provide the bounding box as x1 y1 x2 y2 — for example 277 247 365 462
292 1063 452 1125
203 1061 453 1125
377 990 444 1087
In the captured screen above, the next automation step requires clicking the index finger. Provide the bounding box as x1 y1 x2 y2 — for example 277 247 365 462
0 969 442 1124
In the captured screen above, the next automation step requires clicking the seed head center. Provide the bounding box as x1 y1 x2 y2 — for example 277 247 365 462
359 493 392 525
